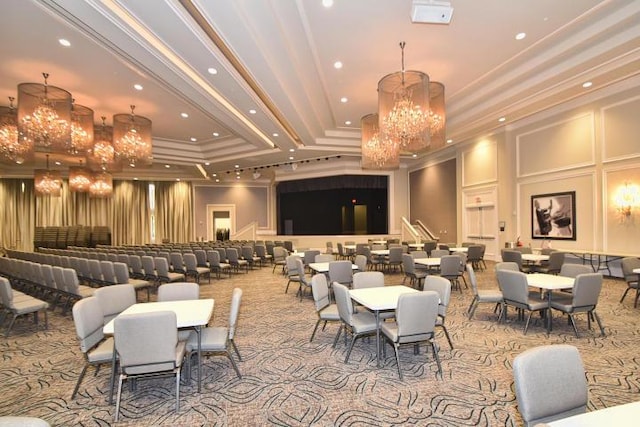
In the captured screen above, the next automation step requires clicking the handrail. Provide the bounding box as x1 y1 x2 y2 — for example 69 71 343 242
401 217 421 243
415 220 439 241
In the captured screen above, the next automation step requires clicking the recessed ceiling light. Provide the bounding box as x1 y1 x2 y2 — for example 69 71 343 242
215 178 220 182
289 148 295 152
236 176 240 180
54 161 61 166
133 177 138 180
58 39 71 47
234 164 239 168
322 0 334 7
207 67 218 75
515 32 526 40
130 163 136 168
289 156 294 160
165 164 171 168
180 112 189 118
205 162 210 166
272 132 279 137
582 81 593 88
176 178 181 182
340 97 348 103
249 109 257 114
211 172 216 176
334 61 343 69
133 84 143 91
446 139 453 144
345 120 352 125
498 117 506 122
412 154 417 158
212 132 219 137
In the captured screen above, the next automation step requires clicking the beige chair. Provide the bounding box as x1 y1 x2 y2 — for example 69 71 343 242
186 288 243 378
496 269 547 334
310 274 340 342
620 257 640 307
332 282 377 363
93 284 136 325
513 345 587 426
549 273 605 337
0 277 49 337
114 311 186 422
466 264 503 320
381 291 441 380
423 275 454 349
402 254 427 289
71 296 114 399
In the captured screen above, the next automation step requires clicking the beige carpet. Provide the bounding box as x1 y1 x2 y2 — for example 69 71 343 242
1 261 639 426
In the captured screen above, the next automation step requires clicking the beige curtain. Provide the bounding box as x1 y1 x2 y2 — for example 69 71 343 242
0 179 36 251
110 180 150 246
154 181 193 243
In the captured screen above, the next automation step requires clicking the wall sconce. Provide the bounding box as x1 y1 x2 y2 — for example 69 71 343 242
614 182 640 220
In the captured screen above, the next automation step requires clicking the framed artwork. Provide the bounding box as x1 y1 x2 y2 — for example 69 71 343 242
531 191 576 240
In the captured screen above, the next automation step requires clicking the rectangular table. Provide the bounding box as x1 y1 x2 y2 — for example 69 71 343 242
526 274 574 332
408 243 424 249
309 262 358 274
104 298 214 400
547 400 640 426
449 247 468 253
522 253 550 263
371 249 389 256
349 285 419 367
414 257 441 268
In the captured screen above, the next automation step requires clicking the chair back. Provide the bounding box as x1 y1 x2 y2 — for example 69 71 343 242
170 252 185 273
423 275 451 317
226 248 240 263
496 269 528 304
194 249 208 267
546 251 565 273
495 262 519 272
621 257 640 282
100 261 117 285
332 282 354 324
396 291 439 344
141 256 156 278
559 263 592 278
157 282 199 301
228 287 243 339
315 254 335 263
311 274 330 311
430 249 449 258
94 284 136 325
286 255 300 278
183 253 198 270
423 240 437 255
352 271 384 289
501 250 523 270
273 247 287 263
154 257 171 276
0 278 13 307
128 255 144 277
207 250 221 267
467 245 483 262
63 268 82 296
466 264 478 297
402 253 415 274
304 250 321 266
241 246 254 261
572 273 603 308
354 254 367 272
388 246 403 262
295 258 307 285
72 296 105 354
328 260 353 285
513 344 587 425
115 311 178 375
439 255 460 277
112 262 130 284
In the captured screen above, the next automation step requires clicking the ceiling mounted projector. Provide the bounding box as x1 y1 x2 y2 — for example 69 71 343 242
411 0 454 24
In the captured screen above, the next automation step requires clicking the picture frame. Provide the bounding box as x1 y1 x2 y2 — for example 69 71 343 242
531 191 576 240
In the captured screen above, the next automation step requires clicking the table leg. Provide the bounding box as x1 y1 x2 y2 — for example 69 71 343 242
375 310 381 367
547 291 553 333
196 325 202 393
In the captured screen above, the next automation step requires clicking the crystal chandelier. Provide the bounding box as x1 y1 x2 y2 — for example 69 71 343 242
68 100 94 155
378 42 430 152
113 105 152 166
89 172 113 197
88 116 119 171
34 154 61 196
361 113 399 169
0 96 34 164
69 164 93 192
18 73 71 151
428 81 446 149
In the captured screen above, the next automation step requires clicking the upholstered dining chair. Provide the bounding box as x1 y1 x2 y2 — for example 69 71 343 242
184 253 211 283
328 260 354 288
114 310 186 422
272 247 288 274
466 264 503 320
381 290 441 380
93 284 136 325
352 271 384 289
402 253 427 289
71 296 114 399
0 277 49 337
112 262 152 301
534 251 565 275
285 255 301 294
559 263 592 278
207 250 232 279
549 273 605 337
310 274 340 342
186 288 243 379
513 344 587 426
496 270 547 335
332 283 378 363
423 275 453 349
157 282 199 302
620 257 640 307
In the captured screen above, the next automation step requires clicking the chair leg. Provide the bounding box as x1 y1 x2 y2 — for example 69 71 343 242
568 314 579 338
393 343 403 380
620 287 631 303
115 374 124 422
310 319 322 342
71 365 89 399
230 339 242 361
344 335 357 363
523 312 533 335
431 340 442 378
175 369 181 411
439 324 453 349
227 353 242 378
467 297 478 318
592 311 605 336
332 325 342 348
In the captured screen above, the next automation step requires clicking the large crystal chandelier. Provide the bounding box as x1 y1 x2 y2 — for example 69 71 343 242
361 113 399 169
113 105 152 166
428 81 446 149
0 96 33 164
89 172 113 197
34 154 61 197
18 73 71 151
88 116 119 171
69 163 93 192
68 101 94 155
378 42 430 152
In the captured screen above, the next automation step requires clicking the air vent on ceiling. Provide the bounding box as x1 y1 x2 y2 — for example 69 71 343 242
411 0 454 25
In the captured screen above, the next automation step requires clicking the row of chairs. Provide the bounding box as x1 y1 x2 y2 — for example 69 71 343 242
0 276 49 337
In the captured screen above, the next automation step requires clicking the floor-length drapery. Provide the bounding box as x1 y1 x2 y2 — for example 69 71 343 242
154 181 193 243
110 180 150 246
0 179 36 251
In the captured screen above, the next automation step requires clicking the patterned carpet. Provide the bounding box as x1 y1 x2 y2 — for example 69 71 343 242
1 260 639 426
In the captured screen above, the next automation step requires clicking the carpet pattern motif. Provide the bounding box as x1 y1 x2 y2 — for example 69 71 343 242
1 261 639 426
